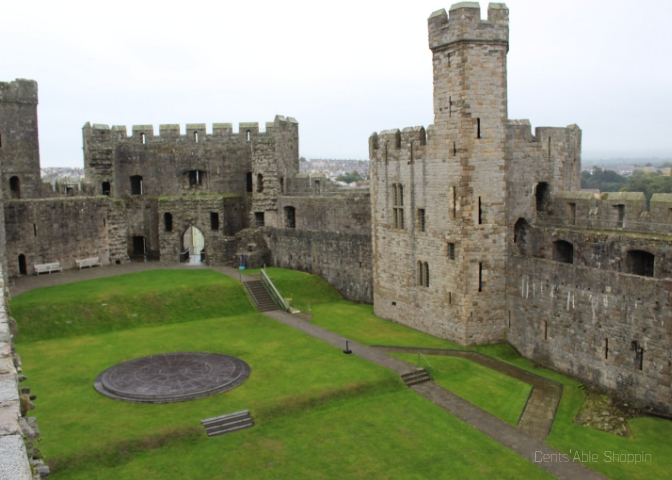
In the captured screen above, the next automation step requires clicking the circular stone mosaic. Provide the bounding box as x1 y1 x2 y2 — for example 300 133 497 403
94 352 251 403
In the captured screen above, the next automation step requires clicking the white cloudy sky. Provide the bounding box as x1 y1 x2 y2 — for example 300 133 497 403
3 0 671 167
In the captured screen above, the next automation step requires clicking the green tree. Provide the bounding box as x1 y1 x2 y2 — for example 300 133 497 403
336 171 363 184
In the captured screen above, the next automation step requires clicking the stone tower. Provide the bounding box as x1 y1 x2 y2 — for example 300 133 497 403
370 2 510 345
0 79 42 201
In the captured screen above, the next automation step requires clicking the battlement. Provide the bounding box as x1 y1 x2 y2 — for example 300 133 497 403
0 78 38 104
428 2 508 52
84 116 298 144
507 120 581 145
369 126 428 163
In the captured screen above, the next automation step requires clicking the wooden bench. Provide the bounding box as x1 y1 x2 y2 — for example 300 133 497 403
76 257 101 270
34 262 63 275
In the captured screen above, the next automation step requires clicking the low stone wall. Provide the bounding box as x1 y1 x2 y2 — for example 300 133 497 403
0 273 47 478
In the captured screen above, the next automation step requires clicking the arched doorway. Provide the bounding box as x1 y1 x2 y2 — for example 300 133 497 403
182 226 205 265
18 254 27 275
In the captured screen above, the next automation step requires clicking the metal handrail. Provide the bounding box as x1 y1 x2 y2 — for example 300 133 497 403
260 266 290 312
417 353 433 381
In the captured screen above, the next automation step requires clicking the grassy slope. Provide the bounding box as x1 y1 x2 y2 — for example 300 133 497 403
12 270 254 343
14 269 551 479
391 353 532 426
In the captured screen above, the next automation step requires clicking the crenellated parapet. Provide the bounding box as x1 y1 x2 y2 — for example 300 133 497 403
428 3 509 53
0 79 37 105
369 126 428 164
84 117 298 145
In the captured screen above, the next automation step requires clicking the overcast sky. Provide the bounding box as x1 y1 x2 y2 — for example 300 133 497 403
3 0 671 168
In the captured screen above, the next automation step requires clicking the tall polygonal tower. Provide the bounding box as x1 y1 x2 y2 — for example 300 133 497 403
370 3 509 345
0 79 43 201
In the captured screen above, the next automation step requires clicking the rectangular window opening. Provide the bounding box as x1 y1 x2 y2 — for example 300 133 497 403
508 311 511 329
477 118 481 139
451 186 457 218
33 224 37 237
448 243 455 260
210 212 219 230
254 212 265 227
448 292 452 304
568 202 576 225
614 204 625 228
453 141 457 156
544 320 548 340
418 209 426 232
604 338 609 360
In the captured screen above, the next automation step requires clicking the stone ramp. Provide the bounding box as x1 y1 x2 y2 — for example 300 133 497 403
372 346 563 442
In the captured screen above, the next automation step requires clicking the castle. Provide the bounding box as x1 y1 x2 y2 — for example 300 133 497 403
0 2 670 446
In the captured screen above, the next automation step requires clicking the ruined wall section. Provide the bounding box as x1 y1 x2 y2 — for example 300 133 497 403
158 195 245 265
506 120 582 225
123 198 159 258
4 197 117 277
0 80 43 201
508 254 672 415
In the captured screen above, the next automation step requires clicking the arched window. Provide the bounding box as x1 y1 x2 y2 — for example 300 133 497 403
140 132 146 145
194 131 199 143
553 240 574 264
187 170 204 187
9 176 20 199
164 212 173 232
418 261 423 286
102 181 111 196
130 175 143 195
257 173 264 193
626 250 655 277
246 130 251 142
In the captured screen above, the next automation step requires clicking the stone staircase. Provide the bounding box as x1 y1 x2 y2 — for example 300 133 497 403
401 369 431 387
244 279 278 312
201 410 254 437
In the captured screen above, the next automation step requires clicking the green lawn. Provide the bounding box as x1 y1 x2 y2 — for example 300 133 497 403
14 269 552 479
390 354 532 426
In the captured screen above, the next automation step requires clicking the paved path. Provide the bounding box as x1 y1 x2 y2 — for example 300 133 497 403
371 346 563 442
13 264 606 479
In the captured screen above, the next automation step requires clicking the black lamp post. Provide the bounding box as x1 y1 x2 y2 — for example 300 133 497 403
343 339 352 354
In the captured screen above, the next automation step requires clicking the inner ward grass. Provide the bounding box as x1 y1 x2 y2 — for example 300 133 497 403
11 269 254 343
391 353 532 426
15 270 553 479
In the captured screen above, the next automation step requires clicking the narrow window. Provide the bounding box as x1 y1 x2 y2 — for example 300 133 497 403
447 52 451 68
256 173 264 193
418 261 423 286
399 209 405 229
451 186 457 218
194 131 199 142
478 196 482 224
280 177 285 193
103 217 106 227
254 212 265 227
567 202 576 225
130 175 143 195
614 204 625 228
392 184 405 230
668 208 672 223
284 206 296 228
604 338 609 360
164 212 173 232
418 209 426 232
449 96 452 117
548 137 551 157
210 212 219 230
141 132 146 145
246 130 251 142
508 311 511 329
448 292 452 304
18 254 27 276
33 224 37 237
478 263 483 292
535 182 549 212
395 131 401 149
448 243 455 260
9 176 20 199
476 118 481 139
453 141 457 156
315 180 320 192
102 181 111 196
246 172 253 192
544 321 548 340
424 262 429 288
0 133 2 147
